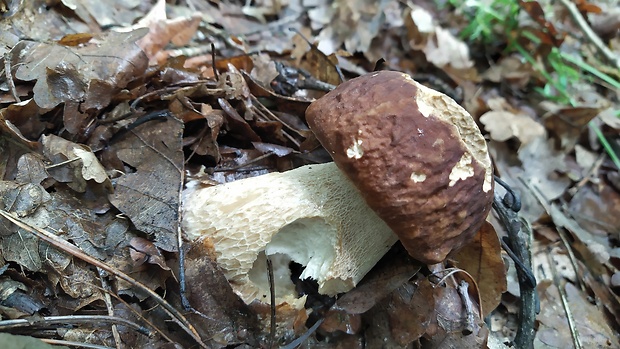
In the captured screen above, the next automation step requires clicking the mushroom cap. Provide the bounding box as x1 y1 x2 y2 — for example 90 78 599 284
305 71 494 264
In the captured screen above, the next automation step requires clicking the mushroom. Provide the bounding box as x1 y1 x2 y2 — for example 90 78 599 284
306 71 494 264
182 71 493 307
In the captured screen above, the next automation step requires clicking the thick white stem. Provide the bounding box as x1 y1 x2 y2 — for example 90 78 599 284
182 162 397 307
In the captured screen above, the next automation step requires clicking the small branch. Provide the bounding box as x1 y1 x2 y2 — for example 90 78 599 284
547 248 584 349
266 257 276 349
457 280 476 335
97 268 122 349
0 315 150 335
4 53 21 103
40 339 112 349
492 183 537 349
280 318 324 349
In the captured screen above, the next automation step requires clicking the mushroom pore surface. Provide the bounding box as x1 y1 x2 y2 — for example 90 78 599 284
305 71 494 264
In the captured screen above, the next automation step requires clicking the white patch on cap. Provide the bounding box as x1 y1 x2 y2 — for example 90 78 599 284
416 98 432 118
346 139 364 159
410 172 427 183
448 153 474 186
483 174 492 192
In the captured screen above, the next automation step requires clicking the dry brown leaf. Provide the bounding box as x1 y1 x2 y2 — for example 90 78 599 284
108 116 184 252
295 36 342 87
426 285 488 347
541 103 602 150
1 99 48 140
387 279 435 345
569 182 620 236
57 33 94 46
15 153 48 185
13 29 148 112
42 135 111 193
310 0 391 56
548 203 610 265
57 262 104 310
518 136 571 202
482 56 533 89
60 0 143 28
332 249 420 316
535 281 620 348
0 182 50 271
129 237 170 271
424 27 473 70
598 107 620 129
452 222 507 317
480 110 545 146
130 0 202 66
183 238 259 348
0 118 40 180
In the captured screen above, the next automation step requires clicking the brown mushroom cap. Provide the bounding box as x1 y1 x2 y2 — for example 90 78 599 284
305 71 494 264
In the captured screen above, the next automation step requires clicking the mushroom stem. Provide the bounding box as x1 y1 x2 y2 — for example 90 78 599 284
182 162 398 307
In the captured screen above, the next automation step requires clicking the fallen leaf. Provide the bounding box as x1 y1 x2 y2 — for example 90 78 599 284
480 110 545 146
536 281 620 348
183 239 260 347
388 279 435 345
129 237 170 271
108 115 184 252
13 29 148 111
332 248 420 316
42 135 112 193
452 222 507 317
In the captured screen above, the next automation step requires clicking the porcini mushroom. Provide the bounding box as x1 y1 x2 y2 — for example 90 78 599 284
182 71 493 307
306 71 494 264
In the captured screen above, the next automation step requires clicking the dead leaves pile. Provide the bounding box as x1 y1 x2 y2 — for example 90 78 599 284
0 0 619 348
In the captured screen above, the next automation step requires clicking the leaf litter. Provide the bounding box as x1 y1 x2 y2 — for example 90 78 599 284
0 0 619 348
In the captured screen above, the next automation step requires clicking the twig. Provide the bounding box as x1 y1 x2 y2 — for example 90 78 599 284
266 257 276 349
40 339 113 349
556 225 587 292
250 94 303 145
280 318 324 349
556 0 620 70
177 163 195 312
4 52 21 103
492 188 537 349
45 156 82 170
97 267 122 349
547 249 583 349
457 280 475 335
0 209 207 348
211 43 219 81
431 267 484 318
212 152 275 172
99 285 177 344
0 315 150 335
